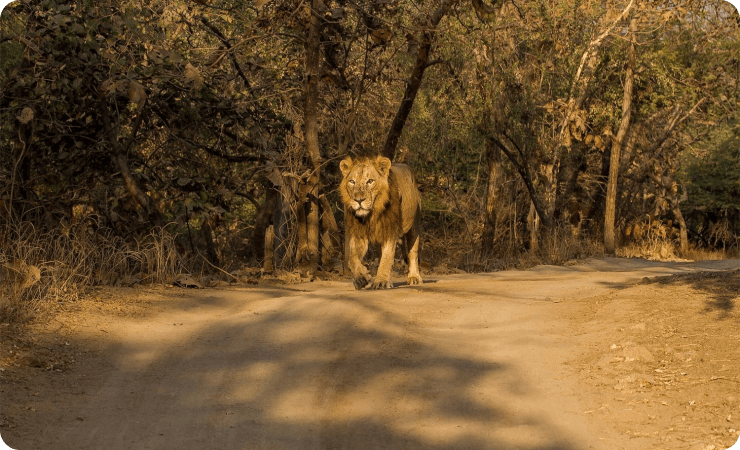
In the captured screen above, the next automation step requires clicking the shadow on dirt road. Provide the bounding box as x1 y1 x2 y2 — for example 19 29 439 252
46 289 589 450
2 257 739 450
650 269 739 319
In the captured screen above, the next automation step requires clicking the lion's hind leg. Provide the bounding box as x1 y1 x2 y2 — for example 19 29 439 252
404 216 422 286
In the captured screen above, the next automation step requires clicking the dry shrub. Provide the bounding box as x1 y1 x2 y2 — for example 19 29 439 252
420 182 603 272
706 218 740 255
0 220 182 323
618 219 682 261
681 246 735 261
211 221 255 271
615 218 737 261
538 224 603 266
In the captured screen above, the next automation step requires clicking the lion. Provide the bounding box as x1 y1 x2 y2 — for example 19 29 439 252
339 155 422 289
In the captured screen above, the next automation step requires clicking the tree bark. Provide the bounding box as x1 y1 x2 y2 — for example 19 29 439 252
604 19 636 253
201 217 219 266
296 188 309 261
252 187 278 261
273 185 289 268
481 138 503 256
319 194 341 268
673 205 689 255
527 201 540 252
381 0 459 160
263 225 275 273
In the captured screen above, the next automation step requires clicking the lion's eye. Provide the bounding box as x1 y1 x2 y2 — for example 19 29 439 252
367 179 374 185
349 180 355 185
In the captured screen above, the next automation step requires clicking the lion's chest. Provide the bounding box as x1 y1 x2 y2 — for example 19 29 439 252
348 201 402 245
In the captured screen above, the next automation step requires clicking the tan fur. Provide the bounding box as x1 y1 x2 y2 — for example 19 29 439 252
339 155 422 289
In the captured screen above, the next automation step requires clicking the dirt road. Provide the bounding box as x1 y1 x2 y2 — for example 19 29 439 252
2 257 739 450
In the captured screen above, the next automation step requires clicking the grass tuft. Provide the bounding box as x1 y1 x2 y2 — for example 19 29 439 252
1 220 182 324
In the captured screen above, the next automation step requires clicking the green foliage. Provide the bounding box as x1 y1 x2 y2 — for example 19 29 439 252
683 128 740 212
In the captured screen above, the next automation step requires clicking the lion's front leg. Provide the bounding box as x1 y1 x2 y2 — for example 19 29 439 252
348 235 371 290
368 239 396 289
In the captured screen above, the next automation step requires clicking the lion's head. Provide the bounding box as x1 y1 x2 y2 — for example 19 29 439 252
339 156 392 219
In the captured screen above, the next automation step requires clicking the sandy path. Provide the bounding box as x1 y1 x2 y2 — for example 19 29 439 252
3 257 739 450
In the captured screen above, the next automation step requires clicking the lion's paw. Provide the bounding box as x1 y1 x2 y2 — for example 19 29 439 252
353 274 372 290
367 278 393 289
407 274 422 285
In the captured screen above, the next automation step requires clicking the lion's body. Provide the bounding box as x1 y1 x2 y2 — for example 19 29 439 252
340 156 422 289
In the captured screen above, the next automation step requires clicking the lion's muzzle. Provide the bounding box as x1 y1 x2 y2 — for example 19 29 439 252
351 197 372 217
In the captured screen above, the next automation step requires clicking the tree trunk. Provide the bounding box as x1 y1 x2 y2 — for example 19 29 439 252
604 19 636 254
542 162 556 225
273 185 289 268
527 201 539 253
298 0 323 273
295 185 309 261
252 187 279 262
481 138 503 256
201 217 219 266
670 181 689 255
673 206 688 255
263 225 275 273
381 0 459 160
319 195 341 268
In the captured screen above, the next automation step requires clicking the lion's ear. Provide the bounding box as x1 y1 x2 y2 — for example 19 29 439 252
375 156 391 177
339 157 354 176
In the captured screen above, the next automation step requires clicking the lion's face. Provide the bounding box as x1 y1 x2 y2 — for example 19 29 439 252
340 156 392 219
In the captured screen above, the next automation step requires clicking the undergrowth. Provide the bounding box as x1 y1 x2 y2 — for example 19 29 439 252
617 218 738 261
2 196 735 326
420 183 605 272
1 220 182 324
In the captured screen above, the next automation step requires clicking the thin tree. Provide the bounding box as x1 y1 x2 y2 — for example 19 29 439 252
604 18 636 253
298 0 323 272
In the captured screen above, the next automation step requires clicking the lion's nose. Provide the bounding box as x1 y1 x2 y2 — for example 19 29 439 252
355 198 366 204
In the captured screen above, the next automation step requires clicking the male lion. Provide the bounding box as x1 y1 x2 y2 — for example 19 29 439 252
339 155 422 289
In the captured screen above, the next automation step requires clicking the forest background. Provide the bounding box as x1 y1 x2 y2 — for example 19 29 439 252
1 0 739 323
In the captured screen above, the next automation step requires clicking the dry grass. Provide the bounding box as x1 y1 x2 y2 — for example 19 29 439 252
617 240 736 262
681 245 738 261
617 219 738 261
537 225 604 265
0 220 182 324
